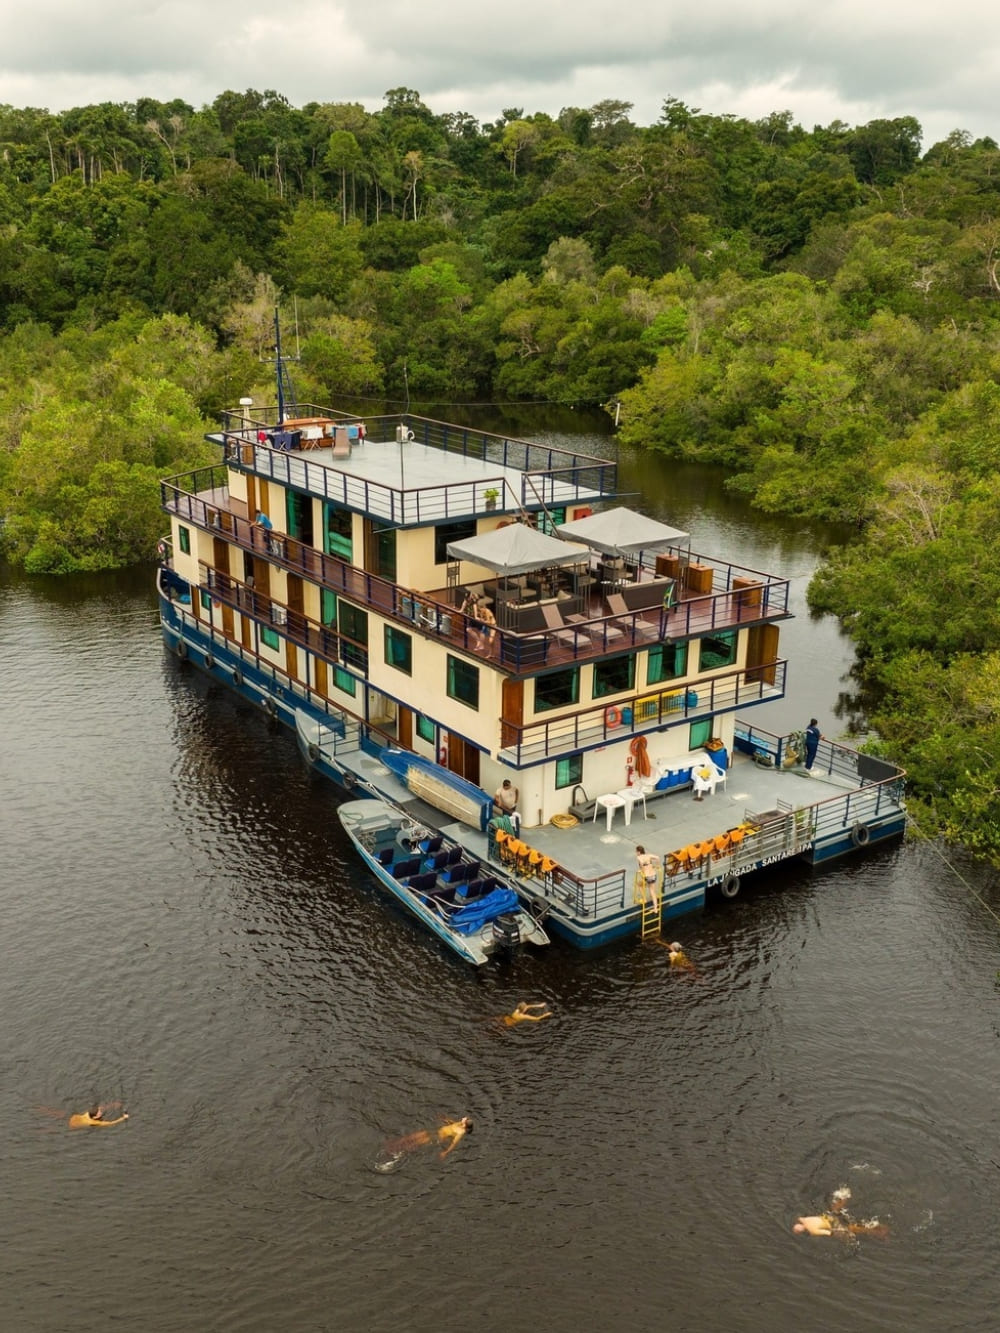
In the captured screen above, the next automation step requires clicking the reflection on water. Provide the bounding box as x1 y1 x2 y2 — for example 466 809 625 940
2 455 1000 1332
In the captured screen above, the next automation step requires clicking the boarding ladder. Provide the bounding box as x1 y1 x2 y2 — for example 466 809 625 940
635 870 663 940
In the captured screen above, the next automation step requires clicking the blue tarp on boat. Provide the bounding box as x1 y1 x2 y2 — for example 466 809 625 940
449 887 520 935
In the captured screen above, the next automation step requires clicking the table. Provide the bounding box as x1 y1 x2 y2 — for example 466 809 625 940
616 787 648 823
593 793 627 831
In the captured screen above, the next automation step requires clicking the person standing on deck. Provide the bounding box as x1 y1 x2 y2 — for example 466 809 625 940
494 779 521 832
804 719 822 772
635 846 660 903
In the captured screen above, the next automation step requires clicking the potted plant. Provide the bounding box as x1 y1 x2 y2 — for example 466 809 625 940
484 487 500 511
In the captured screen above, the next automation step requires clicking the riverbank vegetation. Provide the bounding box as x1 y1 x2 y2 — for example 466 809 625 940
2 90 999 851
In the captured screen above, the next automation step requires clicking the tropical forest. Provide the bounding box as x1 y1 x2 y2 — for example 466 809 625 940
2 88 1000 854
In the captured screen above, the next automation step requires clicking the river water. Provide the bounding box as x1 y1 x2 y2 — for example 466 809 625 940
2 434 1000 1333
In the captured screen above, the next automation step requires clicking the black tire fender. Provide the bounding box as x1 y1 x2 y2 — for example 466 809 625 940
204 653 214 669
232 668 243 687
175 639 188 660
851 822 871 848
307 743 320 763
343 771 357 792
720 874 741 900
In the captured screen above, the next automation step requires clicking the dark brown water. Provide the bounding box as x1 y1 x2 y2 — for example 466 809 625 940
2 446 1000 1332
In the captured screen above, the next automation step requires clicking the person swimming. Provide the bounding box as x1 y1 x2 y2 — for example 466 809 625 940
384 1116 473 1162
68 1104 129 1129
793 1186 889 1238
500 1001 552 1027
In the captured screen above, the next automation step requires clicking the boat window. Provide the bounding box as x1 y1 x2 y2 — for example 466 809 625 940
178 526 191 555
534 666 579 713
337 601 368 646
593 653 636 699
699 631 736 671
333 667 356 697
435 520 476 565
689 717 712 749
325 504 353 560
647 641 687 684
261 625 280 651
384 626 413 675
555 754 583 788
416 713 435 743
447 654 479 709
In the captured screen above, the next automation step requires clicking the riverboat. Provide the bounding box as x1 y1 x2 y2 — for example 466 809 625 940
157 340 906 951
337 797 550 966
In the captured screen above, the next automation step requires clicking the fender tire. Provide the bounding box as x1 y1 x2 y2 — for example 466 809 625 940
204 653 214 670
175 640 188 660
343 771 357 792
720 874 741 900
232 668 243 687
851 822 871 848
263 698 278 719
307 743 320 763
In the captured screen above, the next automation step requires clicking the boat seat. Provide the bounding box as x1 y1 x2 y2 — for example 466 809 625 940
425 850 449 872
408 871 439 894
419 835 443 855
441 862 471 885
445 844 463 866
460 878 485 900
392 856 422 879
376 847 394 866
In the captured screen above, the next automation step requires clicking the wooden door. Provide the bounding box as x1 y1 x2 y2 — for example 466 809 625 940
501 679 524 749
398 706 413 750
314 657 328 698
745 624 779 686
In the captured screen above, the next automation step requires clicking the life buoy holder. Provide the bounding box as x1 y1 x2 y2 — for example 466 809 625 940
204 653 214 669
720 874 741 899
605 705 622 729
851 822 871 848
232 668 243 686
307 743 320 763
175 640 187 660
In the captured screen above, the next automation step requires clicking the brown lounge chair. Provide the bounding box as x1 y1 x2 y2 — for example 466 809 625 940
566 612 625 643
606 593 659 642
538 601 580 648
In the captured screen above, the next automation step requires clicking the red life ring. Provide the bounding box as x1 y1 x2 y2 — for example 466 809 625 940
605 706 622 729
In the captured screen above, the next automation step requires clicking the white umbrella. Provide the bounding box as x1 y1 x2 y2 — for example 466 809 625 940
447 522 590 574
556 506 689 556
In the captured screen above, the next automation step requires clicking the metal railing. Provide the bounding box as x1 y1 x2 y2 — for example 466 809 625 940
502 661 788 765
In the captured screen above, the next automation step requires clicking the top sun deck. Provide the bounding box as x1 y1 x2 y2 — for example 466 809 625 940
216 409 616 526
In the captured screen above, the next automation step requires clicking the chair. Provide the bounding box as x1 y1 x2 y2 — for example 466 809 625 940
331 434 351 459
538 601 579 648
567 613 624 643
606 593 658 642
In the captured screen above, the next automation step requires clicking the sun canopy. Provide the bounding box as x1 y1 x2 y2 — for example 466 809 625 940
556 506 689 556
446 523 590 575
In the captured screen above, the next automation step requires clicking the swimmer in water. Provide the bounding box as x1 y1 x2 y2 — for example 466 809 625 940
68 1104 129 1129
500 1001 552 1027
385 1116 473 1161
793 1186 889 1239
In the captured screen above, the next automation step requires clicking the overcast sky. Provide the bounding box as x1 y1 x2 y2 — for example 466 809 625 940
1 1 996 151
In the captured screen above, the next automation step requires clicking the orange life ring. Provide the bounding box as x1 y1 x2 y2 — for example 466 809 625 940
605 706 622 729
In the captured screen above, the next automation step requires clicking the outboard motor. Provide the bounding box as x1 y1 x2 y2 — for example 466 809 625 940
492 913 521 950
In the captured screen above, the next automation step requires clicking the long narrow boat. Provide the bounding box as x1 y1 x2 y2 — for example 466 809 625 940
336 798 550 966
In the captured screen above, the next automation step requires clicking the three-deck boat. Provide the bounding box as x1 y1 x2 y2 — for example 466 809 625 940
157 368 906 956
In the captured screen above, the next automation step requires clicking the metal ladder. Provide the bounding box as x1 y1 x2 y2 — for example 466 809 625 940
636 871 663 940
